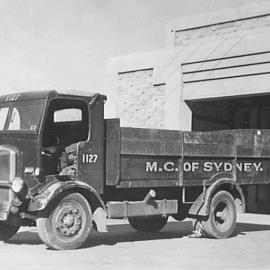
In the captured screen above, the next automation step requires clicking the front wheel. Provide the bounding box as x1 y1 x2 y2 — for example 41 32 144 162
0 222 20 241
202 191 237 239
37 193 92 250
128 216 168 233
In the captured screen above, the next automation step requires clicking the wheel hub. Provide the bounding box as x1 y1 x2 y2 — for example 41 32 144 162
63 214 75 227
214 201 231 230
216 208 229 221
56 206 82 237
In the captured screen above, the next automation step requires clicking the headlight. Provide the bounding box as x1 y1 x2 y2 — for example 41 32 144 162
11 177 24 193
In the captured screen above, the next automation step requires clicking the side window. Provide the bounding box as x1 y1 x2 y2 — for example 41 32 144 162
54 108 82 123
44 100 89 147
8 108 21 130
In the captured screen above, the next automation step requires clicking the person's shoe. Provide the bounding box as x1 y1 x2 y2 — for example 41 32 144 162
189 229 204 238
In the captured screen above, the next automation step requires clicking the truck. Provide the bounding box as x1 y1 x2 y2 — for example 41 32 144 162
0 90 269 249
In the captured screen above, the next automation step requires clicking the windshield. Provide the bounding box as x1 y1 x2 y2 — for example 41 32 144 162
0 100 45 132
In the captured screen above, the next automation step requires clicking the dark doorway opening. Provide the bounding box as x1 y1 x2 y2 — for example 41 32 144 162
187 95 270 132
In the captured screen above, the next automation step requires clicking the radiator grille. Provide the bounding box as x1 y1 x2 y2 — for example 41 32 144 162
0 147 15 216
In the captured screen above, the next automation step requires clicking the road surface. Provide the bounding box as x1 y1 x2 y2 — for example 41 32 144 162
1 214 270 270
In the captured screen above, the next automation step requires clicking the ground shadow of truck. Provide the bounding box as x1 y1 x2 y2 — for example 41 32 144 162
7 220 270 249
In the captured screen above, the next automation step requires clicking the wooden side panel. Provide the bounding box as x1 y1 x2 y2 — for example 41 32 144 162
182 130 270 186
118 127 183 187
235 130 270 184
235 129 270 157
120 156 181 181
105 126 270 188
183 131 235 157
121 127 183 156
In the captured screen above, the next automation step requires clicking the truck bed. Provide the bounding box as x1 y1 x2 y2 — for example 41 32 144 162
105 119 270 188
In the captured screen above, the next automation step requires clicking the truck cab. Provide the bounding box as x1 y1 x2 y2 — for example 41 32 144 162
0 91 107 246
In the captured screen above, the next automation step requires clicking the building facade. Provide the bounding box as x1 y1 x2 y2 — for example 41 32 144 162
105 2 270 212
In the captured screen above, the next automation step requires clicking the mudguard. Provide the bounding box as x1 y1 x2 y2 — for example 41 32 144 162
188 174 246 217
28 176 107 232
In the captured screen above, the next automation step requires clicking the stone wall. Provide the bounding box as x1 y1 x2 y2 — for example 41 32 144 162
117 69 165 128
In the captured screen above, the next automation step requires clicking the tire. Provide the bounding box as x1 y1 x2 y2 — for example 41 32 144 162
0 222 20 241
37 193 92 250
202 191 236 239
128 216 168 233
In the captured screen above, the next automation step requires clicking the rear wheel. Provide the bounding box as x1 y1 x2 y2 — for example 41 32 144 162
128 216 168 233
0 222 20 241
37 193 92 250
202 191 236 238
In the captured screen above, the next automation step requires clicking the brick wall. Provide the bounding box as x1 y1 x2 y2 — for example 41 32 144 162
175 14 270 46
117 69 165 128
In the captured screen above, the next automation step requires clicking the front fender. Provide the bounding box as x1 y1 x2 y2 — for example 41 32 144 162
28 178 105 212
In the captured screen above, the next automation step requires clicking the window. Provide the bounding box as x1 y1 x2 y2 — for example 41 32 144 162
53 108 82 123
0 107 9 130
8 108 21 130
0 101 45 132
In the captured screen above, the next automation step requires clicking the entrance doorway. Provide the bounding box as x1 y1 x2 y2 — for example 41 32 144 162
187 94 270 132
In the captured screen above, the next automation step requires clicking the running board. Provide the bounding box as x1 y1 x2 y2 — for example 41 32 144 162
106 199 178 219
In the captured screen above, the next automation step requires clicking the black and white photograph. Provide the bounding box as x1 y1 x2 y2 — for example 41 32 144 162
0 0 269 269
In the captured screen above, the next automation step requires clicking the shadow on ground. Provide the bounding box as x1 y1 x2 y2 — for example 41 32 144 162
235 223 270 233
82 221 192 248
7 220 270 249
